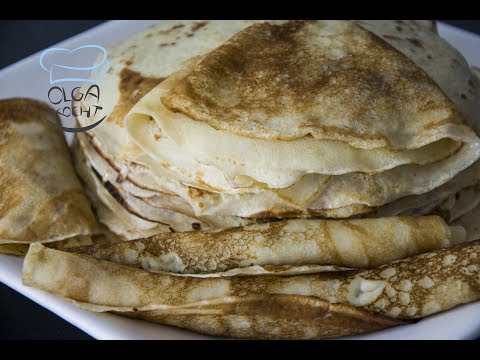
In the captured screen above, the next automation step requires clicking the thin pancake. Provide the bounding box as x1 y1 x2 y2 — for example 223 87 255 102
0 98 96 250
374 160 480 219
374 65 480 220
70 216 465 273
23 240 480 338
163 21 468 146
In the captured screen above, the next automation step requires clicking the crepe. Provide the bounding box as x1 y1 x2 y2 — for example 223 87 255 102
0 98 96 253
70 216 466 273
73 133 253 241
23 239 480 339
123 20 480 219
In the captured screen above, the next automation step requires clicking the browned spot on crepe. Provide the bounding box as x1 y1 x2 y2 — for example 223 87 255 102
249 204 374 219
0 172 24 219
191 21 208 32
186 21 209 37
187 186 216 200
407 37 423 48
383 34 402 41
108 68 164 127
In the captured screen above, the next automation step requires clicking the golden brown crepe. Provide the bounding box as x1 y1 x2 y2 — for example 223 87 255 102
163 21 462 145
70 216 466 273
22 239 480 339
118 295 404 339
373 65 480 221
0 98 96 253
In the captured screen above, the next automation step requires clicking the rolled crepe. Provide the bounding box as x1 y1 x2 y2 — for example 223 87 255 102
23 240 480 339
70 216 466 273
0 98 96 254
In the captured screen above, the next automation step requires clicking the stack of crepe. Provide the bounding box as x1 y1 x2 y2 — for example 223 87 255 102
73 20 480 241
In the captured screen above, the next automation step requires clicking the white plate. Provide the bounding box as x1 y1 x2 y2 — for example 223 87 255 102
0 20 479 340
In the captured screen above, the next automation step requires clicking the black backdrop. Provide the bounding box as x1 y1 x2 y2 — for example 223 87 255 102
0 20 479 340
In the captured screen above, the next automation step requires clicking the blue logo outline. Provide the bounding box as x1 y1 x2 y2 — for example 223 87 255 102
39 45 110 84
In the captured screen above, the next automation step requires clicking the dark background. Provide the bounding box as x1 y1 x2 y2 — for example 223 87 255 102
0 20 479 340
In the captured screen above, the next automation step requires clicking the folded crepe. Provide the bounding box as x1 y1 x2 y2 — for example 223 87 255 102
0 98 96 255
70 216 466 274
123 20 480 219
23 239 480 339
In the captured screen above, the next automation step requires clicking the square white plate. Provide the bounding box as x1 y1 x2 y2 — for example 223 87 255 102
1 20 479 340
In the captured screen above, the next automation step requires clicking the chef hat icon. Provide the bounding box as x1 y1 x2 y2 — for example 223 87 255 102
40 45 110 84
